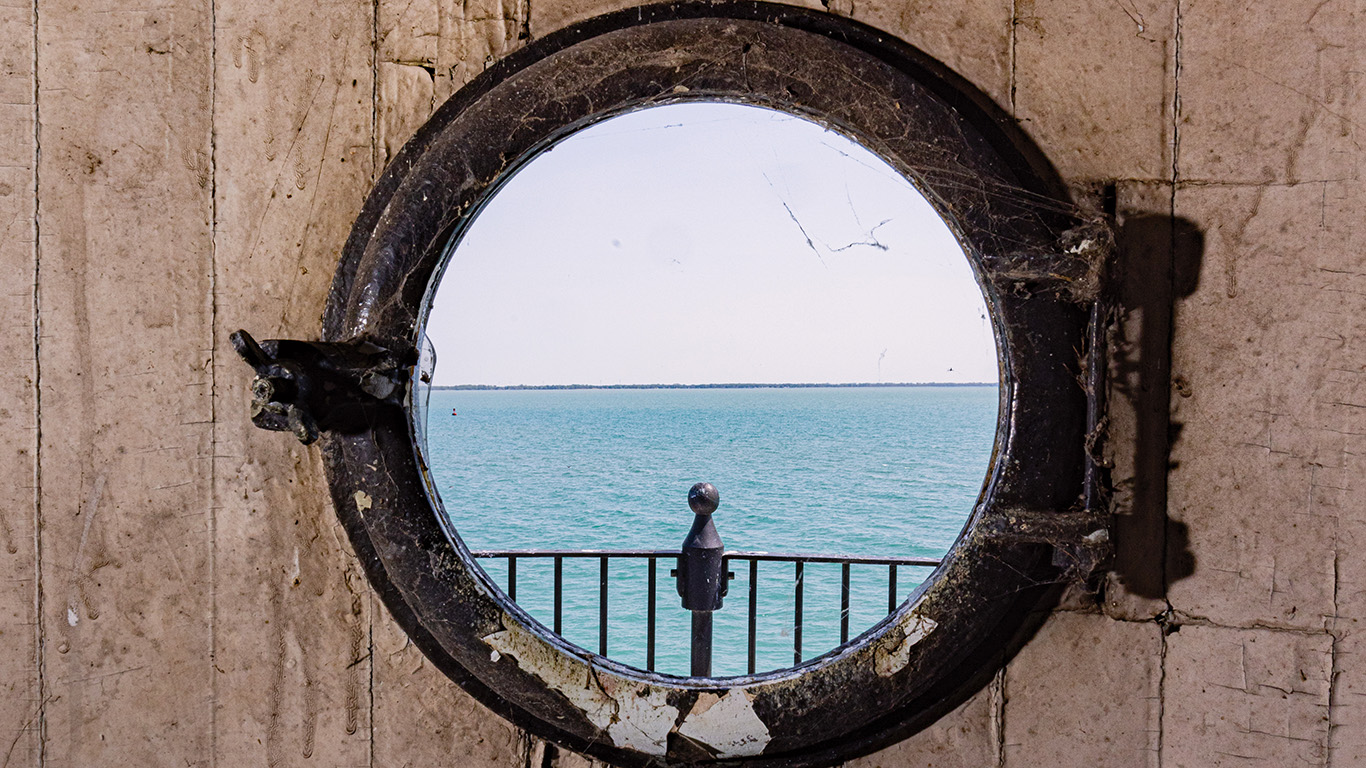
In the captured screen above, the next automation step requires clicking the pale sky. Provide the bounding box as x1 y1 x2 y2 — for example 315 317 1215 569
423 102 998 386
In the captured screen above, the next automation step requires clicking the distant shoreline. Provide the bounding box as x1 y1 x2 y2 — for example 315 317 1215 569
430 382 997 391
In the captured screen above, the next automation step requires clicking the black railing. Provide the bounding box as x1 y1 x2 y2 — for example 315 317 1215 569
471 484 941 675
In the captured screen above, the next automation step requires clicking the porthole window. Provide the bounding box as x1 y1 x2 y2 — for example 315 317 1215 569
232 4 1113 766
422 100 1000 677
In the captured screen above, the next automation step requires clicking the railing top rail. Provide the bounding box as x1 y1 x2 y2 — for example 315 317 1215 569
469 549 941 567
726 550 941 567
469 549 675 559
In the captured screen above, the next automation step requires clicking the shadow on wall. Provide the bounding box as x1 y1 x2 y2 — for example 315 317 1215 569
1108 213 1203 601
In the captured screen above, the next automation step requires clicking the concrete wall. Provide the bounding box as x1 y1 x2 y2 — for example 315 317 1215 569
1 0 1360 764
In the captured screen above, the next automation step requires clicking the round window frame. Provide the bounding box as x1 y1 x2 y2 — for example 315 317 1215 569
319 4 1095 766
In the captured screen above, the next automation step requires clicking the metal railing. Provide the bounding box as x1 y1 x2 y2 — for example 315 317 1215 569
471 483 941 675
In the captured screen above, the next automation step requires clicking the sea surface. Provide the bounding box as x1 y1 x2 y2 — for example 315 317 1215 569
422 385 998 677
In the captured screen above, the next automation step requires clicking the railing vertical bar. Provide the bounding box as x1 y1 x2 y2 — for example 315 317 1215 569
840 562 851 644
748 559 758 675
647 557 657 672
599 555 609 657
507 556 517 602
888 564 898 614
794 561 804 665
553 556 563 635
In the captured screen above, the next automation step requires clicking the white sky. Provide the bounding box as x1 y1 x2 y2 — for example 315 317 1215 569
423 102 998 386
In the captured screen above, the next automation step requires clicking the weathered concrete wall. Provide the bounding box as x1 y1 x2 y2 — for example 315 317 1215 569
1 0 1361 764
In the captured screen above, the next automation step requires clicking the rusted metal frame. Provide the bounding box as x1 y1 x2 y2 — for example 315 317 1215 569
281 4 1108 766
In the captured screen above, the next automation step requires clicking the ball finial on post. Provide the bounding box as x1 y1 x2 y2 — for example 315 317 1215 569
688 482 720 516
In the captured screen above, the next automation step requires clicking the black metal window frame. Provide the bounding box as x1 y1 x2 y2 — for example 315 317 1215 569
232 4 1114 766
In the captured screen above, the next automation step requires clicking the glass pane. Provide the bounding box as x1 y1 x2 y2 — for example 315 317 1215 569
417 102 999 677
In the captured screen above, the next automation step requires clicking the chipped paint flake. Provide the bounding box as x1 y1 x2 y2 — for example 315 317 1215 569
875 612 938 677
483 623 679 755
675 688 771 758
353 491 372 512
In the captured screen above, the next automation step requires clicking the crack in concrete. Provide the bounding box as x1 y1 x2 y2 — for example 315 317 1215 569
31 0 44 761
208 0 220 763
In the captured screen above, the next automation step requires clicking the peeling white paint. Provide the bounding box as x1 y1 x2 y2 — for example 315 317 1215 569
483 622 679 755
874 612 938 677
354 491 373 511
675 688 771 758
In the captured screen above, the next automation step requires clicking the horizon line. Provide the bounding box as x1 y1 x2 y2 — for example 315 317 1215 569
429 381 998 391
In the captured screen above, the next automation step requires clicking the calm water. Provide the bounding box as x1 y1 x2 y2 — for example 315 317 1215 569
423 386 997 676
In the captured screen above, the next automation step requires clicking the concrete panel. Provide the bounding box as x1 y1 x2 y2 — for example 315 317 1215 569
1298 179 1366 767
1104 181 1183 621
435 0 529 101
12 0 1366 764
377 0 438 173
211 0 376 764
1331 624 1366 766
529 0 1008 109
550 746 610 767
1164 624 1331 767
835 0 1013 110
845 680 1000 768
0 3 38 766
380 0 438 67
529 0 634 44
1167 183 1342 631
1003 612 1161 768
34 0 214 764
529 0 822 57
371 607 526 767
377 61 436 168
1013 0 1174 182
1177 0 1364 184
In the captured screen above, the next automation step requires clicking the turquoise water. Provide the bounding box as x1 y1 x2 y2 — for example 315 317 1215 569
424 385 997 676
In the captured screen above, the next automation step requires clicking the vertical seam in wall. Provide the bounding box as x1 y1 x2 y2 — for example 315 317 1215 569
208 0 219 762
1170 0 1182 187
1165 0 1182 613
1156 631 1167 767
367 593 375 768
1159 5 1180 766
1007 0 1017 116
994 665 1007 767
371 0 380 185
31 0 45 762
368 6 378 766
1329 538 1341 767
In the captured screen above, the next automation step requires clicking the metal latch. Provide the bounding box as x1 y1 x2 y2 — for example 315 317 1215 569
231 329 415 445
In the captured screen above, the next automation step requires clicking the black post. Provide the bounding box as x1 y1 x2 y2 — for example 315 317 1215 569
677 482 726 677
